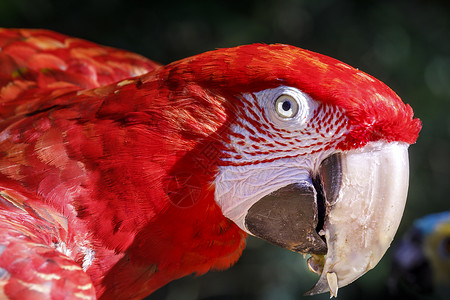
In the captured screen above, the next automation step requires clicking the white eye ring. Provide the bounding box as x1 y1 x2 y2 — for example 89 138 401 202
275 94 299 118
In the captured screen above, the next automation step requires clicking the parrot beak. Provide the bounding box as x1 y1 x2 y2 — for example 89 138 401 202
305 141 410 297
245 141 410 297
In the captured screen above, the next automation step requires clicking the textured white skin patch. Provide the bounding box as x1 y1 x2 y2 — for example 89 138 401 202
215 86 348 233
220 86 348 166
215 158 312 232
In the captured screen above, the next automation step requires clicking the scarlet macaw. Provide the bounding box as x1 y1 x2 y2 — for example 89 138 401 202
0 28 421 299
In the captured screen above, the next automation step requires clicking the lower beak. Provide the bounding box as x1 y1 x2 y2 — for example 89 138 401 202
305 141 410 297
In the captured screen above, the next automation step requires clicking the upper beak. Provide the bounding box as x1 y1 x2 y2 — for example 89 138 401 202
245 141 410 297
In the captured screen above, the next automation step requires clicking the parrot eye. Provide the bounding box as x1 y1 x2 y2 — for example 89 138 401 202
275 94 299 118
251 86 317 128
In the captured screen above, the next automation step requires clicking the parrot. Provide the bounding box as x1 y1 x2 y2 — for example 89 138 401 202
389 211 450 295
0 28 421 299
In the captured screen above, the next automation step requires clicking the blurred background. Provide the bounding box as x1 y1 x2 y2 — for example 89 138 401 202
1 0 449 299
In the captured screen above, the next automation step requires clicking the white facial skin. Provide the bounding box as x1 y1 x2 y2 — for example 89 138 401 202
214 86 348 232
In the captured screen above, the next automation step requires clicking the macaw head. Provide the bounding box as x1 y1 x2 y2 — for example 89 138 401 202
140 44 421 296
0 30 422 300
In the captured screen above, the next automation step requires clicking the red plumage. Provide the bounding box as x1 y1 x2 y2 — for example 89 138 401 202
0 28 421 299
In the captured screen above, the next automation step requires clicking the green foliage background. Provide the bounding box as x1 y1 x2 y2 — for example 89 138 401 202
1 0 449 299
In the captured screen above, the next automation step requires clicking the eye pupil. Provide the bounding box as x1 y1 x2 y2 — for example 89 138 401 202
274 94 299 118
282 101 291 111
